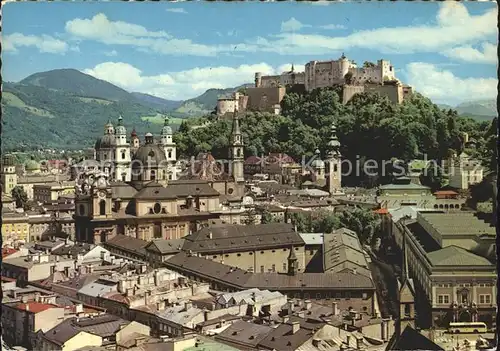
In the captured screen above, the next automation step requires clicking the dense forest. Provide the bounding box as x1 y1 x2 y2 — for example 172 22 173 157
174 88 496 187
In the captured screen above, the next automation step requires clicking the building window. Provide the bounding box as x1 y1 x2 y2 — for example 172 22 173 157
168 150 172 158
309 250 314 255
99 200 106 215
153 202 161 214
479 294 491 304
213 256 217 259
271 264 276 272
237 253 241 257
151 170 156 181
121 152 126 160
345 292 351 299
79 204 85 215
283 263 287 271
404 304 411 316
438 295 450 304
260 266 264 273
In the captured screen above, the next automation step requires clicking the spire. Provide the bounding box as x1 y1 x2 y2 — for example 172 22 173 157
117 115 123 126
231 110 241 142
291 63 295 72
327 121 341 157
164 115 170 127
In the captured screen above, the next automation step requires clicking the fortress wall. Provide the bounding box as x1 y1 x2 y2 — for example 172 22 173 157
246 87 286 111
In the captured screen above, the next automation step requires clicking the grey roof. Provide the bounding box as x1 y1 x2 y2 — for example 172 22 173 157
145 239 185 254
165 252 374 291
182 223 304 253
258 317 323 350
156 304 203 326
53 273 101 291
77 279 117 297
299 233 324 246
418 212 496 237
134 182 177 200
427 246 494 267
215 320 273 348
43 315 129 346
104 235 148 256
110 181 138 199
379 182 431 190
52 243 95 257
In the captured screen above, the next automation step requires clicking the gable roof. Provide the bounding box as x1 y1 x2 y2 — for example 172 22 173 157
145 239 185 254
427 246 493 267
387 325 444 351
183 223 304 253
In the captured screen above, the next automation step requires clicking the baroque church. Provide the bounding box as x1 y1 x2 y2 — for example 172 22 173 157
73 113 246 245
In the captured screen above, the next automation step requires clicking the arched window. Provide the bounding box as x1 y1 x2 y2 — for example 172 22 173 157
151 170 156 180
122 173 126 181
121 152 126 160
79 204 85 216
237 149 241 158
168 150 172 159
99 200 106 215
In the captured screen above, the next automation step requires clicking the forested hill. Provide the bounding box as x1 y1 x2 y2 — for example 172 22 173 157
20 69 137 102
175 88 496 187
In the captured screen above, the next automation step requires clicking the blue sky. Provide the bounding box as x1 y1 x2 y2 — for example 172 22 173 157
3 1 497 104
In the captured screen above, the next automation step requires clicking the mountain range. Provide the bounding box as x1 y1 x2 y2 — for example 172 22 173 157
1 68 496 151
1 69 248 151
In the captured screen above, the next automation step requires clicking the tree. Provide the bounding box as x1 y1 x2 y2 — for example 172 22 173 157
260 209 274 224
243 209 258 225
339 208 381 245
420 162 446 191
311 211 341 232
11 186 28 210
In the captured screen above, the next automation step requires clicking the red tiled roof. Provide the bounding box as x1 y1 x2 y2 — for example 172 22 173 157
2 248 18 258
434 190 458 195
16 302 58 313
373 208 389 215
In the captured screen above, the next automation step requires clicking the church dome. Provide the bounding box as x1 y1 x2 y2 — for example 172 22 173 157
161 116 172 135
94 134 117 150
311 149 325 168
132 135 166 167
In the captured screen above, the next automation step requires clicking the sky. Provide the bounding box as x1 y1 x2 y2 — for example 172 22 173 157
2 1 498 105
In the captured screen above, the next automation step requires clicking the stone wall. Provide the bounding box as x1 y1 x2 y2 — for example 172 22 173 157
246 86 286 112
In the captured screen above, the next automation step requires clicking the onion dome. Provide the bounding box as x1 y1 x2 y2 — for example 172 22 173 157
161 116 172 136
311 149 325 168
131 128 138 138
115 115 126 136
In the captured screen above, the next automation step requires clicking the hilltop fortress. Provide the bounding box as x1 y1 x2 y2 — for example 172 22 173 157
217 54 413 117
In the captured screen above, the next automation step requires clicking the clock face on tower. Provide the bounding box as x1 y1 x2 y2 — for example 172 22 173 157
98 190 107 199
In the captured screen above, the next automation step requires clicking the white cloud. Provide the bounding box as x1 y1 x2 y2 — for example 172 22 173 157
66 13 217 56
104 50 118 57
281 17 311 32
310 1 335 6
234 3 497 57
442 42 497 64
405 62 498 105
70 46 80 53
83 61 296 100
3 33 68 54
320 24 347 30
166 8 187 14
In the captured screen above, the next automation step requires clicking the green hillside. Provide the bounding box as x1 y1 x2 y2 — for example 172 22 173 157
1 82 177 151
20 69 135 102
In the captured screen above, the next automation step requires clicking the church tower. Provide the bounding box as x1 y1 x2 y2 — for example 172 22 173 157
229 111 244 182
397 227 416 334
160 116 178 180
326 121 342 194
1 155 18 196
114 115 131 182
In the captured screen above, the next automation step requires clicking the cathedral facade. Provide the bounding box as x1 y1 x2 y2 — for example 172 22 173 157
73 113 246 244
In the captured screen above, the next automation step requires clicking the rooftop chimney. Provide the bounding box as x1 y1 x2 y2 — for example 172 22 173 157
356 336 364 350
185 301 192 311
291 321 300 334
282 315 290 323
305 300 312 310
297 311 305 318
332 302 339 316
